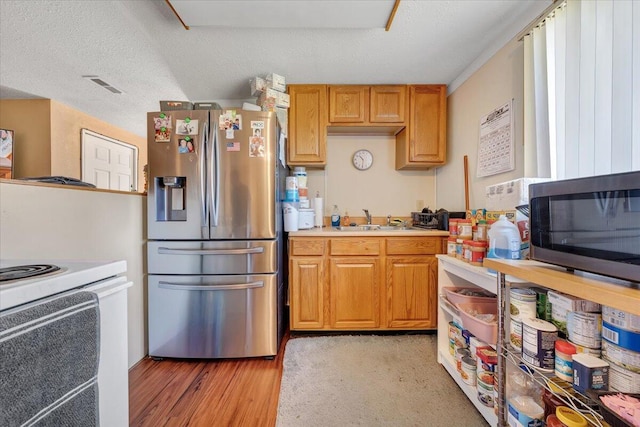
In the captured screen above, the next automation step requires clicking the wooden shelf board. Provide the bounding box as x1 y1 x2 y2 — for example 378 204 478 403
483 259 640 315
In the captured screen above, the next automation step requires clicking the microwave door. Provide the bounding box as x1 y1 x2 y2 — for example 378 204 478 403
147 110 209 240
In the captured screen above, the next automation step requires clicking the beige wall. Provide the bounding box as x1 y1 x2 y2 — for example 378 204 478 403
50 100 147 189
306 135 436 222
438 38 527 211
0 99 147 192
0 99 52 177
0 181 147 368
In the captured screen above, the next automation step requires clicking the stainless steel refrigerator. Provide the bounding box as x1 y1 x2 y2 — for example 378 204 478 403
146 109 286 359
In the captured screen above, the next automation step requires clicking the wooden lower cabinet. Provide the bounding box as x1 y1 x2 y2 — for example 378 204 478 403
289 235 444 331
386 256 438 328
329 257 381 329
289 257 325 329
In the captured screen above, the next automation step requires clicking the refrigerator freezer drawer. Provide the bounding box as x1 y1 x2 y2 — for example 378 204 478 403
148 274 278 358
147 240 277 275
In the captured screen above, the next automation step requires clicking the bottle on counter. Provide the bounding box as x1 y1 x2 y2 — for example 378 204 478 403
331 205 341 227
343 211 350 226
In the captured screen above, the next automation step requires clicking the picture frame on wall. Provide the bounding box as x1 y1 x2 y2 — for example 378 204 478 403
0 129 14 179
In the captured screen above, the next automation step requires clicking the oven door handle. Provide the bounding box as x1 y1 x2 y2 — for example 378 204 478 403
158 281 264 291
157 247 264 255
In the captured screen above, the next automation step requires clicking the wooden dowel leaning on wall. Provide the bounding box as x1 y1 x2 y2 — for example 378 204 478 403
464 155 470 211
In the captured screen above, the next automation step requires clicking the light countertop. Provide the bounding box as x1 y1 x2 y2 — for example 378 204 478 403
288 227 450 237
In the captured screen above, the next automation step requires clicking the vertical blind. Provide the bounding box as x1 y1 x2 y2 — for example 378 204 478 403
524 0 640 180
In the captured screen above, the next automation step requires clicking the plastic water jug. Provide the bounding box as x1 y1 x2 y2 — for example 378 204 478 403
486 215 522 272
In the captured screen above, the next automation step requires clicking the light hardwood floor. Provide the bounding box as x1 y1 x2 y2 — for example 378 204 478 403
129 332 289 427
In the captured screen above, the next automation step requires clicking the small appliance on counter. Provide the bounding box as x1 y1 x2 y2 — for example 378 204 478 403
411 208 466 230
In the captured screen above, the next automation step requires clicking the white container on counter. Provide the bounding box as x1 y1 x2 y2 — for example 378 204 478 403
298 208 314 230
283 202 299 232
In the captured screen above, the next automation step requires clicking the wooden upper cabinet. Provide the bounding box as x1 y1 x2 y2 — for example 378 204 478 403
287 84 327 166
395 84 447 170
370 86 406 123
328 86 367 123
328 85 406 126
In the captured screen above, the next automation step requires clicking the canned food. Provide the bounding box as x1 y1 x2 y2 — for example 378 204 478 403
554 340 577 382
522 317 558 372
510 288 537 322
461 356 477 386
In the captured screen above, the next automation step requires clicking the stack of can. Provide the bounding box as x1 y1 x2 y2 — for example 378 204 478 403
509 288 538 354
600 306 640 393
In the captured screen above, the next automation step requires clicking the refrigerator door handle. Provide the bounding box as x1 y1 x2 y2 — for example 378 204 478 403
158 281 264 291
157 247 265 255
210 122 220 227
200 121 208 227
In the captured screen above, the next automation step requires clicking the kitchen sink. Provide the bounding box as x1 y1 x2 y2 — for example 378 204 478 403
333 225 417 231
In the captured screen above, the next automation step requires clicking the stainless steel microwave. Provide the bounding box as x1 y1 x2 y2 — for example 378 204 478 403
529 171 640 283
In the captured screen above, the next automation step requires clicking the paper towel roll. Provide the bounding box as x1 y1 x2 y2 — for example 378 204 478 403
314 197 323 227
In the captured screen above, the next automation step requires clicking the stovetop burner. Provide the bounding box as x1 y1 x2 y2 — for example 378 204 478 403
0 264 61 282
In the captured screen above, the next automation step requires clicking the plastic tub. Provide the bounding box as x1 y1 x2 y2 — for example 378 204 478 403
443 287 496 305
456 301 498 344
588 390 640 427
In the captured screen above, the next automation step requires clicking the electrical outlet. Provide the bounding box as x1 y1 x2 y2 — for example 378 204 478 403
416 200 424 211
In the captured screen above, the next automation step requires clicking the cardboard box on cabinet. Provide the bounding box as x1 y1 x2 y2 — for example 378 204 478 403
485 178 551 211
265 73 286 92
250 77 267 97
258 88 290 110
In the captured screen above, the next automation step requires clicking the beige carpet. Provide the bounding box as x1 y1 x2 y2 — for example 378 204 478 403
276 334 490 427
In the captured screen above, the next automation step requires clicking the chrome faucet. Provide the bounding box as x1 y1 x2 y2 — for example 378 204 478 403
363 209 372 225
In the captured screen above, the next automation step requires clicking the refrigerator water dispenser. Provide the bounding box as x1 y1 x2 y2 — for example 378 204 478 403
155 176 186 221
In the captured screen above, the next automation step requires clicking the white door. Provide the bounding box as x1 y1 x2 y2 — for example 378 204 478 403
82 129 138 191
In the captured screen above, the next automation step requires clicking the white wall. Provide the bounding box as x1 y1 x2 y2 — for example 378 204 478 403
0 181 146 368
438 38 528 211
306 135 436 221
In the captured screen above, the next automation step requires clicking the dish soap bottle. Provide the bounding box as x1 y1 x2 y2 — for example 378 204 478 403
331 205 341 227
343 211 350 226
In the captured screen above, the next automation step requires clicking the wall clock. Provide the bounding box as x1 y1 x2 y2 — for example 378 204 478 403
352 149 373 171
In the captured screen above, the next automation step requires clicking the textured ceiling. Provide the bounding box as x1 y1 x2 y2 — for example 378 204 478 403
0 0 551 138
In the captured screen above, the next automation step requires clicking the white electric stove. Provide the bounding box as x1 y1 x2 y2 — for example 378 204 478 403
0 259 131 427
0 259 126 310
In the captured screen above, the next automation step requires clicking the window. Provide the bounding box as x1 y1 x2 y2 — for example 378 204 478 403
524 0 640 180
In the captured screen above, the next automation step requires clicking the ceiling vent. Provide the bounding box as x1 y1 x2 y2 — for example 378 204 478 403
82 75 123 94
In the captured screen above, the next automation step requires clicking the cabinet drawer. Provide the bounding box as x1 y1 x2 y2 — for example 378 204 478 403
330 238 381 256
386 238 438 255
290 239 326 256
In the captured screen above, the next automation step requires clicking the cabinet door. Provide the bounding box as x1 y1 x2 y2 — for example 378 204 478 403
329 257 380 329
396 84 447 169
370 85 406 123
290 257 325 329
328 86 368 123
386 256 437 328
288 85 327 165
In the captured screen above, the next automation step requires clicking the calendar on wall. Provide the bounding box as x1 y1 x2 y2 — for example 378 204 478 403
476 100 514 177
